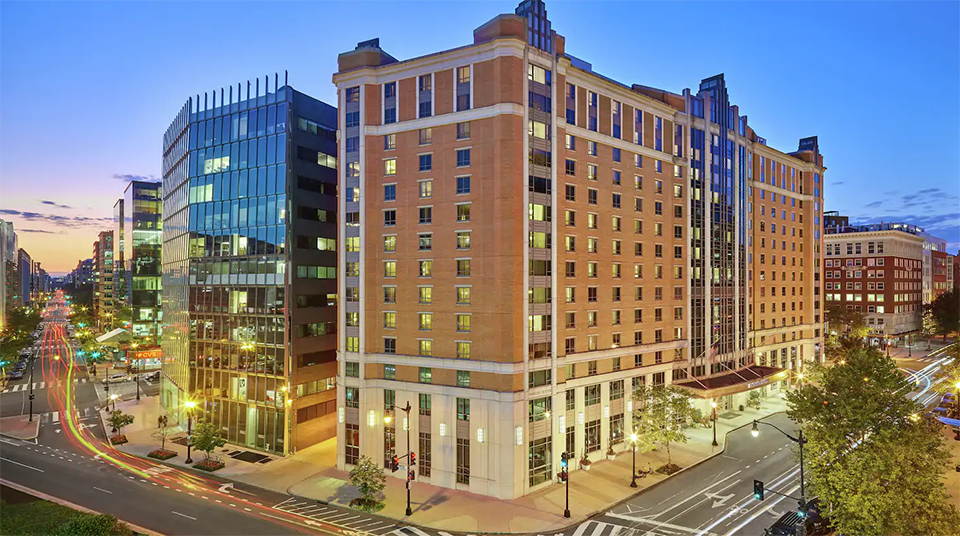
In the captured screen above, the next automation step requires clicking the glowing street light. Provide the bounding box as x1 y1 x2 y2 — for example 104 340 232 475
710 400 719 447
184 400 197 464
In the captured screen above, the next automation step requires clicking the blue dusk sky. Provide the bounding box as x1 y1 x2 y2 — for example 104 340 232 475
1 1 957 274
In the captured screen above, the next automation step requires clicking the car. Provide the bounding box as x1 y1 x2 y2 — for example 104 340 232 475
106 373 131 383
5 371 24 380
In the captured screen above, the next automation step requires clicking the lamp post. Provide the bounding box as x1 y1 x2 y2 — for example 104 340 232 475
109 393 118 412
396 401 414 516
710 400 719 447
184 400 196 464
28 353 36 422
629 432 639 488
752 420 807 535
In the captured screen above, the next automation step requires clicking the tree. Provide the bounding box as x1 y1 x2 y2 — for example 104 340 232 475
191 419 226 461
747 390 763 411
786 346 960 535
932 344 960 419
632 385 698 470
152 415 172 452
826 305 869 340
106 410 134 438
926 288 959 342
56 513 130 536
348 455 386 513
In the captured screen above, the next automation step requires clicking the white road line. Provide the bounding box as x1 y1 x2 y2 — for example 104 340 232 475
93 487 112 494
324 512 356 521
0 457 44 472
172 511 197 520
337 515 362 523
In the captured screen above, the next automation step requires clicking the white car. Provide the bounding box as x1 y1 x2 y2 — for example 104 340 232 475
106 373 131 383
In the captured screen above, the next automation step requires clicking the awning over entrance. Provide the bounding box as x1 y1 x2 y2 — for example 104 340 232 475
675 365 790 399
95 328 131 345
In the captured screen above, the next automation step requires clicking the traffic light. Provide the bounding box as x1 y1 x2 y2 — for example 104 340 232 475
797 500 807 519
391 455 400 472
410 452 416 466
753 480 764 500
560 451 568 470
408 469 416 481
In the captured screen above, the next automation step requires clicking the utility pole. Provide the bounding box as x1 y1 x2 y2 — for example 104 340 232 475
28 351 36 422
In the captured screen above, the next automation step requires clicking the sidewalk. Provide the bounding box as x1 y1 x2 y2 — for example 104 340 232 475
0 414 40 440
113 394 789 533
887 338 954 367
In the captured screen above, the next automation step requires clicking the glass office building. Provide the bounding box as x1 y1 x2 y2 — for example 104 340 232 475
121 181 163 343
161 74 338 455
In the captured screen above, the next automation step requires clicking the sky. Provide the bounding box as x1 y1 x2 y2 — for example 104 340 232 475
1 1 958 275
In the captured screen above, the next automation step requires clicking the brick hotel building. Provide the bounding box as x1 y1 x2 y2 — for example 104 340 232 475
824 214 924 344
333 0 825 498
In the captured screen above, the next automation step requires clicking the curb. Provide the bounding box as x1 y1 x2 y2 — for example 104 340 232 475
0 419 40 441
284 410 791 536
0 478 164 536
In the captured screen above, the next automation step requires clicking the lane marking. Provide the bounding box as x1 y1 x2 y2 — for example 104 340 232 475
171 511 197 521
93 487 113 494
0 457 45 472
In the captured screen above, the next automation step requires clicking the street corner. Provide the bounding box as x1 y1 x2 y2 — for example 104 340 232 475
0 414 40 441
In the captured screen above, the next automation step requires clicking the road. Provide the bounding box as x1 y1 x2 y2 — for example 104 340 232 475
0 293 357 536
2 293 954 536
574 350 954 536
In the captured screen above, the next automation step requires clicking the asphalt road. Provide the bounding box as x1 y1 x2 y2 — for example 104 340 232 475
578 351 953 536
1 294 431 536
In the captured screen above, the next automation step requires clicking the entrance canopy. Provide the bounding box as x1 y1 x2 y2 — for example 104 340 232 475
96 328 131 345
675 365 789 399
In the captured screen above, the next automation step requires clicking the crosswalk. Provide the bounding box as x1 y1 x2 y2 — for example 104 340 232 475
572 519 714 536
2 378 91 393
273 497 401 534
41 407 99 423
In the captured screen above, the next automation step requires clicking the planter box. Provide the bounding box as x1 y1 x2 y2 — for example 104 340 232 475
147 449 177 460
193 459 225 472
606 454 616 461
581 463 591 471
111 435 128 445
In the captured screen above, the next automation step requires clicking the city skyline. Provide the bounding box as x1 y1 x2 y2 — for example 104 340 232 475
2 0 958 274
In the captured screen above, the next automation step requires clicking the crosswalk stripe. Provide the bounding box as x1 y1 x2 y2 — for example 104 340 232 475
38 382 45 389
51 412 59 423
391 527 432 536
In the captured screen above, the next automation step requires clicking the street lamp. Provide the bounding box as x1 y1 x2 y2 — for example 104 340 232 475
752 420 807 535
109 393 118 412
629 432 639 488
130 343 140 401
184 400 197 464
396 401 415 516
710 400 719 447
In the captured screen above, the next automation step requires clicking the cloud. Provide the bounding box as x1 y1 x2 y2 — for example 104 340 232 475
916 188 941 195
113 173 159 183
0 209 112 229
864 201 883 208
832 181 845 186
18 228 61 234
39 200 72 210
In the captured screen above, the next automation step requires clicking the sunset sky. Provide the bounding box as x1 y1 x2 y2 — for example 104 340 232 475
2 1 957 275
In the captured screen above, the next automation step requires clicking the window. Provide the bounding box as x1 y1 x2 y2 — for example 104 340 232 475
457 149 471 167
457 232 471 250
457 204 471 222
457 122 471 140
456 66 471 112
565 134 576 150
383 312 396 329
457 259 471 277
585 384 600 405
384 134 396 150
419 154 432 171
456 438 470 484
457 341 471 359
419 128 433 145
419 260 432 277
345 423 359 465
384 158 397 176
419 393 432 416
456 314 471 332
418 233 432 251
384 337 396 354
419 286 432 304
457 371 471 388
457 176 471 195
384 184 397 201
419 180 433 199
419 206 432 224
566 159 576 176
346 387 360 408
419 367 432 383
345 362 360 377
419 313 433 331
383 286 396 303
565 184 576 201
383 261 397 278
383 210 396 227
383 236 396 252
588 189 598 205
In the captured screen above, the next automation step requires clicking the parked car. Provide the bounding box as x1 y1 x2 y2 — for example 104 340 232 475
6 371 24 380
106 373 131 383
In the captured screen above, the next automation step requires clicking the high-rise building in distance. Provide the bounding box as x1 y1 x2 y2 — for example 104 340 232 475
161 74 338 455
333 0 825 499
93 230 114 327
115 180 163 344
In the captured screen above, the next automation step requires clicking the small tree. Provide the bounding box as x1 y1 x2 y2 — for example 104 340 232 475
192 419 226 462
153 416 172 452
348 455 387 513
632 385 698 470
927 288 959 342
107 410 134 438
747 390 763 411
